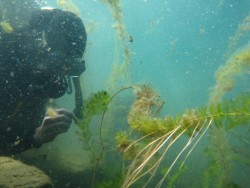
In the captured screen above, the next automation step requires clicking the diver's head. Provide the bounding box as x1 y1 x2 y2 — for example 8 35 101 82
30 8 87 77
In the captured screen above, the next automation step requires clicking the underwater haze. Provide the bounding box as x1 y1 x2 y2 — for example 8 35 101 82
2 0 250 188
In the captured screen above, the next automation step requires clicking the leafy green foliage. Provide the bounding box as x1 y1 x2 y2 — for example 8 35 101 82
127 91 250 140
74 85 249 188
166 164 187 188
203 92 250 129
116 90 250 187
76 91 111 145
204 127 232 188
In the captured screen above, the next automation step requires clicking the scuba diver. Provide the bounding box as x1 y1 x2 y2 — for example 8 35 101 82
0 7 87 155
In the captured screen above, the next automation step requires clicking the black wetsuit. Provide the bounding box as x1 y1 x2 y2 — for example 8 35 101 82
0 28 68 155
0 9 86 155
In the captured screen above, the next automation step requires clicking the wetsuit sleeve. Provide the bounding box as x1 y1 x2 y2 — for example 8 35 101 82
0 99 46 155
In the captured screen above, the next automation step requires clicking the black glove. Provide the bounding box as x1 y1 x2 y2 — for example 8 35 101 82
34 109 76 145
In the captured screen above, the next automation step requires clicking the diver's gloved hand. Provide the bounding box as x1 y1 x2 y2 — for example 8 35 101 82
33 109 76 145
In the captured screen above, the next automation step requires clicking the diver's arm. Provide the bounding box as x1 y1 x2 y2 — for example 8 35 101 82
33 109 76 145
0 107 75 155
0 101 46 155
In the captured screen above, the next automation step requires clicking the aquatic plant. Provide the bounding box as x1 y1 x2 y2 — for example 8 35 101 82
75 87 133 187
202 127 233 188
114 84 250 188
228 12 250 54
209 43 250 104
165 164 187 188
72 84 249 188
76 91 111 156
15 84 249 188
209 11 250 105
101 0 132 91
101 0 132 52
